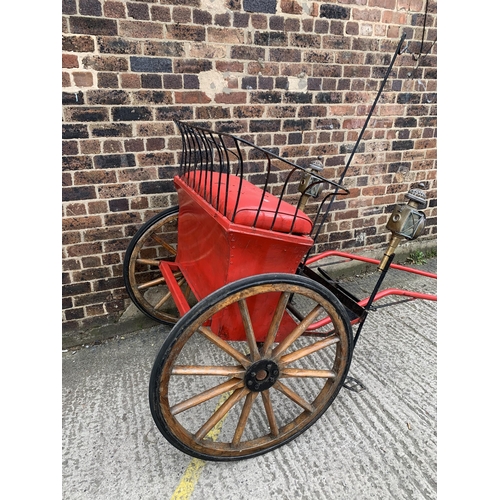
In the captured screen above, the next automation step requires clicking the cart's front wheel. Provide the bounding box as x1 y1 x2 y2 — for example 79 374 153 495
123 206 193 325
149 273 353 461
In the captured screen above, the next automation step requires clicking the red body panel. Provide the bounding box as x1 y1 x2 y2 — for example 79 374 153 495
173 175 314 341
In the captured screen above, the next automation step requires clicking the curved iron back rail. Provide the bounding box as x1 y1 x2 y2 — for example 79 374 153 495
176 119 349 239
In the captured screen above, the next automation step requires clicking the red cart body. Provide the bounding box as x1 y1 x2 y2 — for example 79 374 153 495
168 174 314 342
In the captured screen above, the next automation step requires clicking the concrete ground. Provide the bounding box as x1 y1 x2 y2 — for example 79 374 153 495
62 258 437 500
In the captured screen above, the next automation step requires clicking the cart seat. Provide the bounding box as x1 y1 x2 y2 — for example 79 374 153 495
180 171 313 235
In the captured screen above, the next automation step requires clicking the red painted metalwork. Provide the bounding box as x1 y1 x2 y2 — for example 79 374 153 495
304 249 437 332
306 250 437 280
158 261 191 317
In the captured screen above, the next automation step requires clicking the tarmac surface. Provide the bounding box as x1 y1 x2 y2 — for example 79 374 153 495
62 258 437 500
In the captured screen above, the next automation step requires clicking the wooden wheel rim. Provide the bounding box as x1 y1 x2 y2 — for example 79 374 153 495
153 277 352 460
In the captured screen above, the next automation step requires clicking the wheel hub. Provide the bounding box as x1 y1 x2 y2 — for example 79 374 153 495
244 359 280 392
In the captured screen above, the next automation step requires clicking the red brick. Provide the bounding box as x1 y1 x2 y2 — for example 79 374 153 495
73 72 94 87
63 54 79 68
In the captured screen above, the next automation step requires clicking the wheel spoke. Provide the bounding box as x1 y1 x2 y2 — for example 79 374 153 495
170 378 244 416
279 335 340 366
136 258 161 267
195 386 249 440
137 276 166 290
273 380 314 413
262 291 291 358
153 278 185 310
271 304 324 359
238 299 260 361
172 366 245 376
281 368 337 379
153 290 173 310
232 391 258 446
261 390 279 437
151 233 177 256
199 326 251 368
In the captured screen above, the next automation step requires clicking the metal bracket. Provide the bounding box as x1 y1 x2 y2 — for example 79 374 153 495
343 376 366 393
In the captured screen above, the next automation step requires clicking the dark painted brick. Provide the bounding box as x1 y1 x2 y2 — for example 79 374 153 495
249 120 280 132
131 57 172 73
288 132 302 144
94 154 136 169
163 74 183 88
258 76 273 90
62 91 85 105
234 12 250 27
79 0 102 16
183 74 199 89
62 0 77 15
70 17 118 36
320 4 349 19
141 74 163 88
250 92 282 104
91 124 133 137
275 77 287 89
156 106 194 121
269 48 301 62
392 140 414 151
242 76 257 90
127 2 149 20
283 119 311 131
397 93 421 105
254 31 287 46
63 281 91 297
109 199 129 212
243 0 276 13
67 107 109 122
395 117 418 128
140 180 175 194
112 107 153 121
63 124 89 139
193 9 212 25
62 186 97 202
284 92 312 104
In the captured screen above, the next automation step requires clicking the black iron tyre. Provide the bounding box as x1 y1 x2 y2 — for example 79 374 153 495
123 206 193 325
149 273 353 461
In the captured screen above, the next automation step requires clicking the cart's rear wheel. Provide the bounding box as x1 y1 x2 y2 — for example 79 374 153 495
124 206 193 325
149 273 353 461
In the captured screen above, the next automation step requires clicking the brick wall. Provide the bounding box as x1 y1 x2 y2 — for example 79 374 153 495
62 0 437 342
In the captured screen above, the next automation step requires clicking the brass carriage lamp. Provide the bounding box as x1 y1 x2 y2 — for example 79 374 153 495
378 184 427 271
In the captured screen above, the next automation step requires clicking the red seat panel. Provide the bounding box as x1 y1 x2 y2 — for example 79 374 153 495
181 171 313 235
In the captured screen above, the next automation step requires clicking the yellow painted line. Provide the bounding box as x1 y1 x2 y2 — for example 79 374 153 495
169 392 232 500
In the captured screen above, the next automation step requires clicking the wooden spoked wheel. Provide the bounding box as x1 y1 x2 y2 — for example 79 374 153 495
123 206 193 325
149 274 353 461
